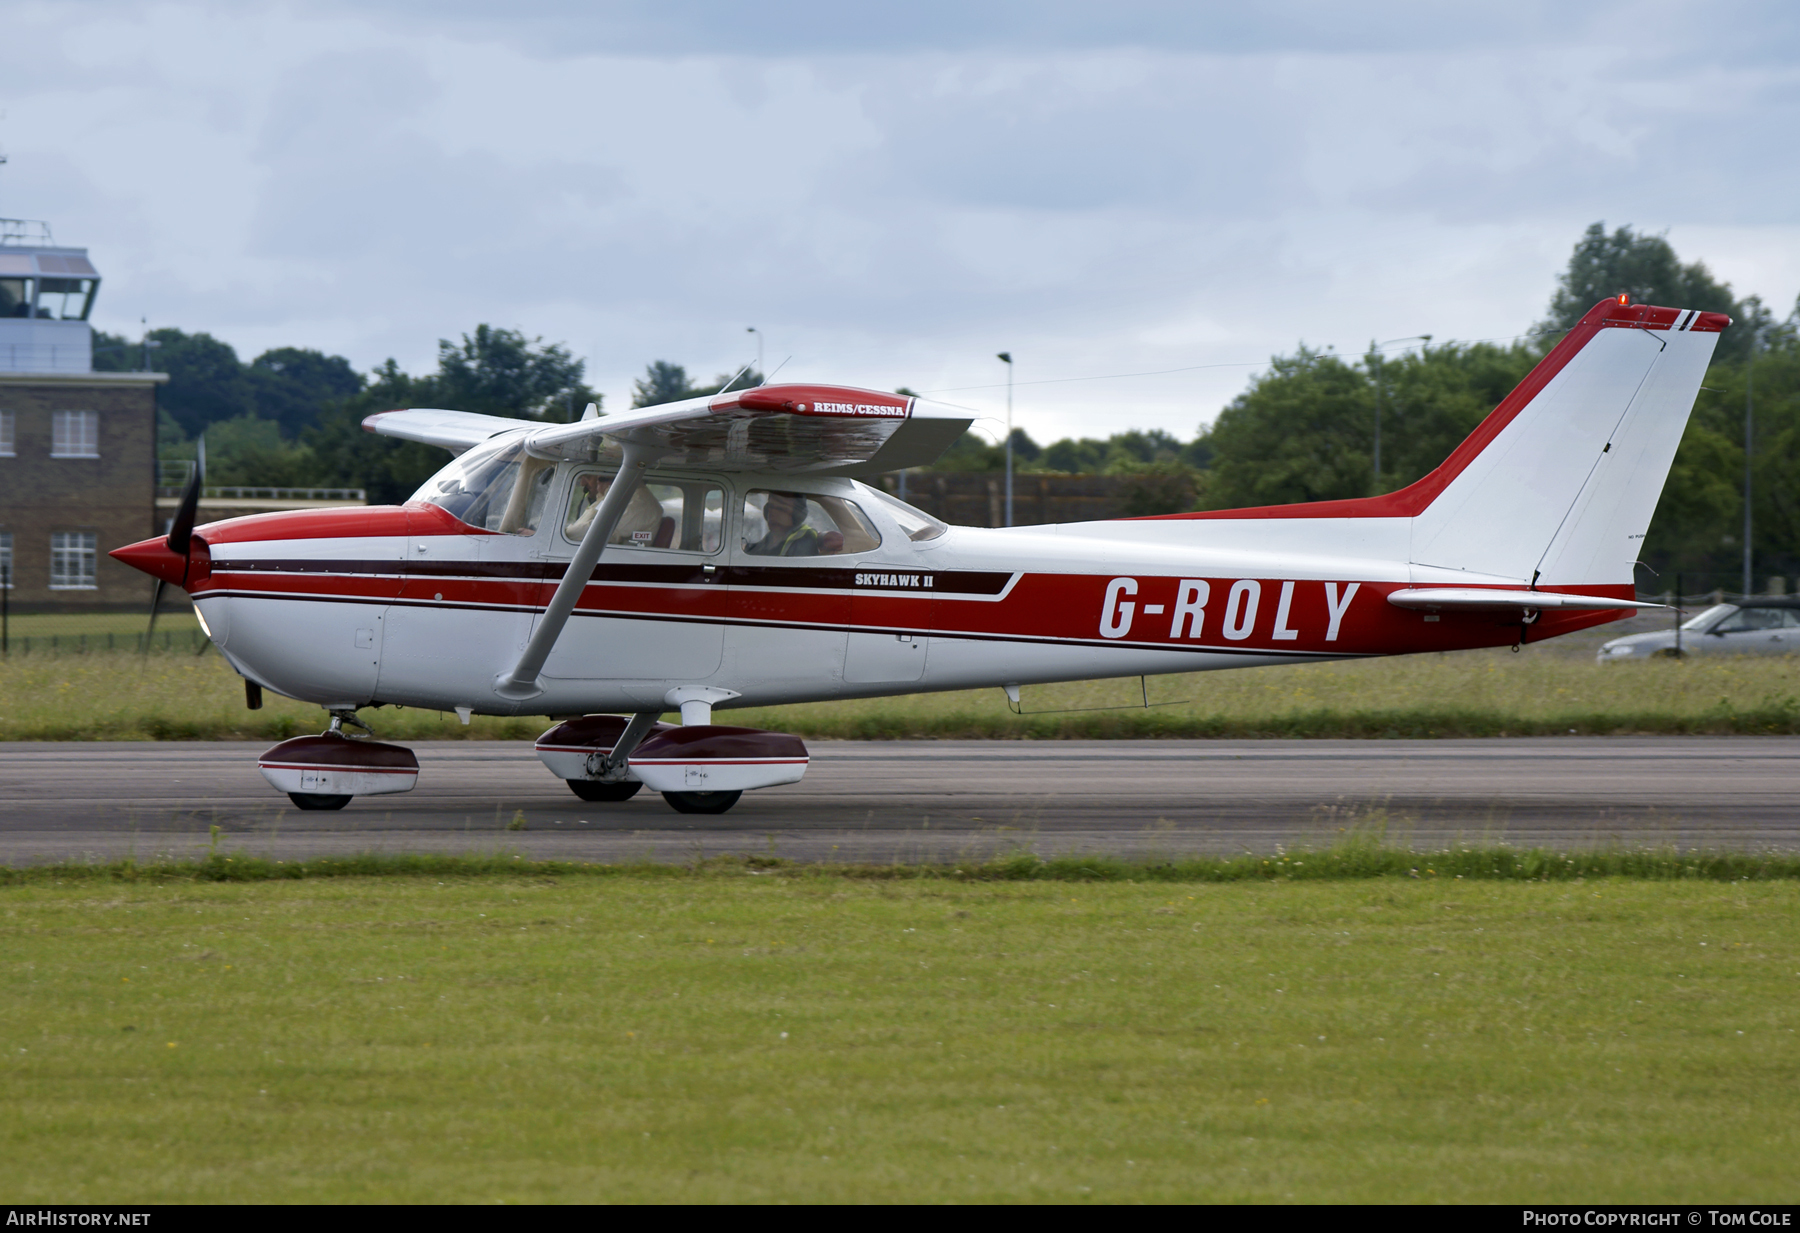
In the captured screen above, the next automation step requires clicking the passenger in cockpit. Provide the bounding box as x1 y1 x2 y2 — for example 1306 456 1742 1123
565 472 666 545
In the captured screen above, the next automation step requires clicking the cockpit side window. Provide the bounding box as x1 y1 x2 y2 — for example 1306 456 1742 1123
564 472 724 552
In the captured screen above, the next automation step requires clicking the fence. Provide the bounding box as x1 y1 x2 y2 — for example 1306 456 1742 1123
0 563 212 656
0 627 210 656
875 472 1142 526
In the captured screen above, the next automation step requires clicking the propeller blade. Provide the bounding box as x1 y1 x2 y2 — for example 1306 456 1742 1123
167 438 204 555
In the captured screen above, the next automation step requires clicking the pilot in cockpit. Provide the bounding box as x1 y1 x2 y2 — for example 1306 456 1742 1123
745 492 822 557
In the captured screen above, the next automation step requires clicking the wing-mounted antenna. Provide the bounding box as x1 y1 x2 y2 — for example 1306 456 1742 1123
714 360 758 396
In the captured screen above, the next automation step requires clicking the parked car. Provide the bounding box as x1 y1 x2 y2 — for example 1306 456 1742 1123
1597 598 1800 662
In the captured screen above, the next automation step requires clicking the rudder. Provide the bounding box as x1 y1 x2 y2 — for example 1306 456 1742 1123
1407 300 1727 586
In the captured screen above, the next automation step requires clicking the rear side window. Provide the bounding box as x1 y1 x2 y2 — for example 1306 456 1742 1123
862 484 949 541
742 490 881 558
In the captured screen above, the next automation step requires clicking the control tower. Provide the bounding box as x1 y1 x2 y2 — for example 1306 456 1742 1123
0 216 167 611
0 218 101 372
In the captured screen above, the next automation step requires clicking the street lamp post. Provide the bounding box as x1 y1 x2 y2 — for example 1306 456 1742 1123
996 352 1014 527
746 327 763 382
1744 323 1760 597
1371 335 1431 493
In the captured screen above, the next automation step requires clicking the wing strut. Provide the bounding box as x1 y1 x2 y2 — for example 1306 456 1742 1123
493 441 666 701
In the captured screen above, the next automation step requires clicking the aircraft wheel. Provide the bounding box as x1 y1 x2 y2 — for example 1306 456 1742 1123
288 792 353 811
662 790 743 815
567 779 643 803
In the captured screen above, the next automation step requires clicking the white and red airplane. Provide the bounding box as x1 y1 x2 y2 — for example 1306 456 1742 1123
113 297 1727 814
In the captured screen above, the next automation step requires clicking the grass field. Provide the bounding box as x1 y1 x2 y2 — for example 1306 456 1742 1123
4 634 1800 740
4 862 1796 1203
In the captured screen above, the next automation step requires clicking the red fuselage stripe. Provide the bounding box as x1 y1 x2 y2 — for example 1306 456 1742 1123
199 571 1630 656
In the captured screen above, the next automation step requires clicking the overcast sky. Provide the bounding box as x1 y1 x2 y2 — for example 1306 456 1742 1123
4 0 1797 442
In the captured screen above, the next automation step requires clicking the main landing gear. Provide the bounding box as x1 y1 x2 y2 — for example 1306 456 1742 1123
256 709 420 812
567 780 643 803
533 691 808 815
662 790 743 815
251 697 804 818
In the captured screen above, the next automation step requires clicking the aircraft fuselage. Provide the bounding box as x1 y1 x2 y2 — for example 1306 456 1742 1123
183 470 1622 719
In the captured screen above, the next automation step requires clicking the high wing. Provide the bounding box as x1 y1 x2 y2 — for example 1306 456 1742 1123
360 408 530 455
363 383 973 476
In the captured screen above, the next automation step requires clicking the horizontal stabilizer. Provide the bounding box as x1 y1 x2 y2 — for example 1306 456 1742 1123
1387 588 1664 612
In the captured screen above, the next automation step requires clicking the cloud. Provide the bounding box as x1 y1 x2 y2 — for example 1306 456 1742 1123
0 0 1795 440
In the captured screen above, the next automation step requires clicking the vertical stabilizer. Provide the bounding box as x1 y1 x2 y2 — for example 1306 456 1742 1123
1406 300 1726 586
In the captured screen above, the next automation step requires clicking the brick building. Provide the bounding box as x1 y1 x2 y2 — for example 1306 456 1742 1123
0 220 167 612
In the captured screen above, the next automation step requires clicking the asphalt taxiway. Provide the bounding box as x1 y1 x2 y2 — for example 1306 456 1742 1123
1 736 1795 865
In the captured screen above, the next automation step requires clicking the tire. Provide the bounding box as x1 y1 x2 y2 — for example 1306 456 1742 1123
662 790 743 815
288 792 352 811
567 779 643 803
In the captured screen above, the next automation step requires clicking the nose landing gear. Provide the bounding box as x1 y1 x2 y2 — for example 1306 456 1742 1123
257 709 420 811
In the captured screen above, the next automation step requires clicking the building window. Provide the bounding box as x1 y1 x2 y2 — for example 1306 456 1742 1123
0 532 12 588
51 410 99 458
50 531 97 589
0 411 13 457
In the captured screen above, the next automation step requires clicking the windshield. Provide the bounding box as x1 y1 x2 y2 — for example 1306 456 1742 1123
860 484 949 542
411 436 554 535
1680 603 1733 631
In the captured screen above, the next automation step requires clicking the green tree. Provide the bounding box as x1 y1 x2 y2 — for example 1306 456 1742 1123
306 360 449 505
149 328 256 438
1201 348 1373 509
1366 341 1538 492
632 361 695 408
91 328 140 372
248 348 364 439
1541 222 1764 361
1643 414 1742 581
1040 435 1107 473
305 328 601 503
162 415 320 488
1006 427 1040 464
930 429 1024 472
1117 460 1201 516
1650 328 1800 585
1034 429 1189 475
630 360 763 408
432 325 596 421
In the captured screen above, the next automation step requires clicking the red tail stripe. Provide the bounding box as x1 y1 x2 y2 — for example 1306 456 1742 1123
1138 299 1730 523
